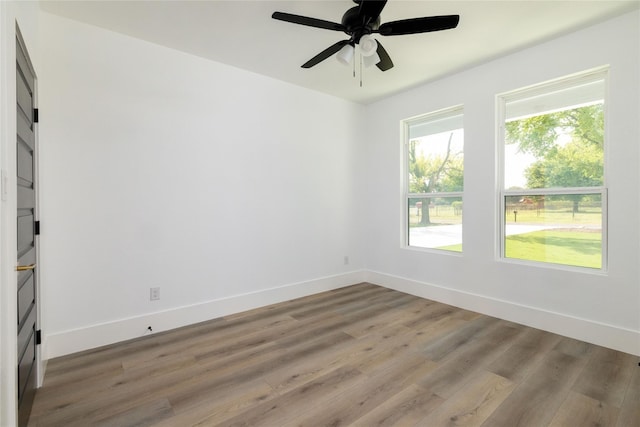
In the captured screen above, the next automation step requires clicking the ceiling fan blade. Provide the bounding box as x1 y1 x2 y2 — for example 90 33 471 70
358 0 388 22
302 40 351 68
272 12 346 32
375 40 394 71
378 15 460 36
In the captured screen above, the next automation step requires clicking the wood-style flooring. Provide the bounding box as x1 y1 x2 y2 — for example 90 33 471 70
29 283 640 426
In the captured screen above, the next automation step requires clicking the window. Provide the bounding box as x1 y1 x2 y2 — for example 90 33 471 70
498 68 607 270
403 106 464 251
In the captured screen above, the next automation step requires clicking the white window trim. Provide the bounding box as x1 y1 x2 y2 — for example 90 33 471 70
496 67 609 273
401 105 464 252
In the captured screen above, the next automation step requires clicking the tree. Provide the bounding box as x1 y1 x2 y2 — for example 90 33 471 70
409 132 463 225
505 104 604 155
524 141 603 189
505 104 604 214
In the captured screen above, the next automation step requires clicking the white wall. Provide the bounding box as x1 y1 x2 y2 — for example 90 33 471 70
38 12 366 358
363 10 640 355
0 1 41 425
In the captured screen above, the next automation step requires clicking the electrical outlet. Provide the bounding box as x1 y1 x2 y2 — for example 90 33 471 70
344 256 350 265
150 287 160 301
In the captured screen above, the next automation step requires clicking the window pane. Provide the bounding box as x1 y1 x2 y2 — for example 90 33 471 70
504 79 604 190
504 193 602 269
409 196 463 251
408 129 464 194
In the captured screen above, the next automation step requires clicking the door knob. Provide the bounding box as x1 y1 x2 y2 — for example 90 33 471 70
16 264 36 271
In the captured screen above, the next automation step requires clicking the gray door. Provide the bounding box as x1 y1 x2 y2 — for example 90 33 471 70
16 30 38 427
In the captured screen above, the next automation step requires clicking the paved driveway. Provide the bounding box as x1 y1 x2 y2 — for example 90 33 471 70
409 223 596 248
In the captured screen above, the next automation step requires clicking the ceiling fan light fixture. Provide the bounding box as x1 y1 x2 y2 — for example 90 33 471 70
359 34 378 57
363 51 381 68
336 44 355 65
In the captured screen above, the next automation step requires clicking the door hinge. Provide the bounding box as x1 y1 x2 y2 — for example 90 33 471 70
35 330 42 345
33 108 39 123
34 221 40 236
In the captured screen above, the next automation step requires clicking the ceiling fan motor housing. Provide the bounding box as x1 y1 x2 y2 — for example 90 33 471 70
341 6 380 43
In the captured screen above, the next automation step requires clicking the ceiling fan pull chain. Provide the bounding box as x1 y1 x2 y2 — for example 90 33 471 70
360 53 363 87
353 54 356 78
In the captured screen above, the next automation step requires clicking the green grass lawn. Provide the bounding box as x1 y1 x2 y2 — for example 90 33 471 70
437 229 602 269
437 243 462 252
505 230 601 269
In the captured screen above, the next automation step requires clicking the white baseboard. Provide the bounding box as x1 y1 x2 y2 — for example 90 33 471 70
44 270 367 359
365 270 640 356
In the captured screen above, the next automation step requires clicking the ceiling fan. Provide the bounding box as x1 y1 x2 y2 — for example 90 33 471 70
272 0 460 72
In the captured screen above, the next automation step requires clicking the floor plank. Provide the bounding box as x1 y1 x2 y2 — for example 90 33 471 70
218 365 364 427
571 345 636 407
285 353 437 427
93 398 174 427
350 384 443 427
418 370 515 427
417 321 523 399
480 347 588 427
548 391 619 427
616 362 640 427
486 327 562 382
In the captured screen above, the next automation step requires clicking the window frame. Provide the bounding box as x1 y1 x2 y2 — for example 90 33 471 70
496 67 609 272
402 105 464 253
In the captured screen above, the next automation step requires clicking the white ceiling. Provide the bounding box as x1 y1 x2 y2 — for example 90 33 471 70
39 0 639 104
